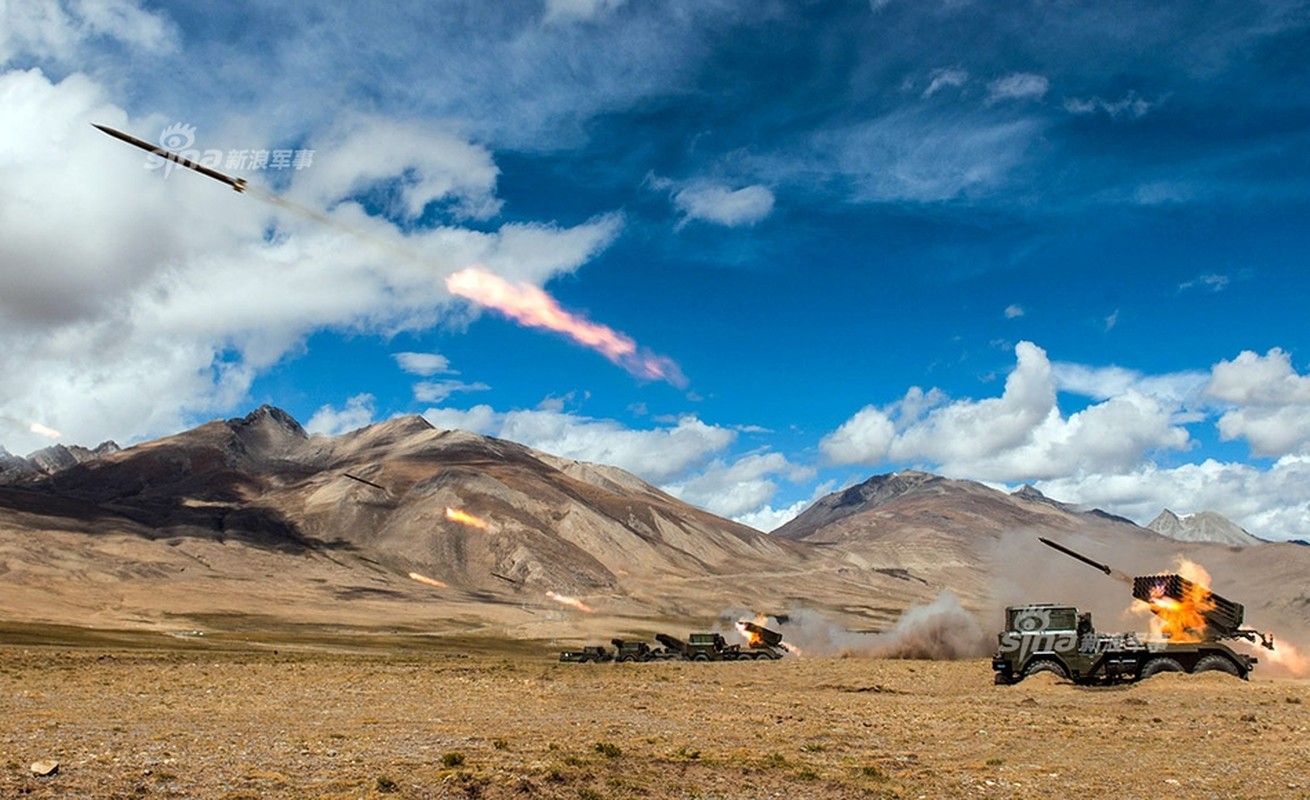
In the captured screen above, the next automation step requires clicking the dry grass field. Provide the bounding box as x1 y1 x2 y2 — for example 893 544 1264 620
3 628 1309 800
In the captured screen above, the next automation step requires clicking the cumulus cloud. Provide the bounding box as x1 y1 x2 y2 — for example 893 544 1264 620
1035 456 1310 542
394 352 452 376
307 393 376 436
663 451 807 520
986 72 1049 104
822 342 1191 482
1206 349 1310 458
2 0 177 64
412 380 490 404
660 180 775 228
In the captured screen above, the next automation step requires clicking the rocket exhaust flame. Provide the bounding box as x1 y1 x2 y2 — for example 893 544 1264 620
446 267 687 387
545 590 594 613
445 507 489 530
95 126 686 387
28 422 61 439
408 571 448 589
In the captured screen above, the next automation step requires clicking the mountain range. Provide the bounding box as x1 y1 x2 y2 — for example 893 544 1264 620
2 406 1307 648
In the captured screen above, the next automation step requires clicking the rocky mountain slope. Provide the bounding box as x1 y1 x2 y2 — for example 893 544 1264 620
3 410 1308 648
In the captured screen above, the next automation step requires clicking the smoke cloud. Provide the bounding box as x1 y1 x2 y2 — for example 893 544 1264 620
755 593 990 660
447 266 687 387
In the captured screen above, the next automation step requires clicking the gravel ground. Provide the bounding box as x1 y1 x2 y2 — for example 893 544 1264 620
3 644 1309 799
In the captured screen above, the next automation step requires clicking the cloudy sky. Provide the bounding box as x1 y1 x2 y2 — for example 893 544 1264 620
3 0 1309 539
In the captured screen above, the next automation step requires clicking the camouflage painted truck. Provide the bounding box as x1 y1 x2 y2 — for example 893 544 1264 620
992 539 1274 685
991 602 1261 685
558 645 613 663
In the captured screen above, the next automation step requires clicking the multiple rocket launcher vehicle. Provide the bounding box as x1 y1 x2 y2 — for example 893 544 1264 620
992 538 1276 685
561 622 787 663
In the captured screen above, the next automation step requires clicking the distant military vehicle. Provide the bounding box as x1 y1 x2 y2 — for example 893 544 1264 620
993 539 1274 685
610 638 654 662
558 645 613 663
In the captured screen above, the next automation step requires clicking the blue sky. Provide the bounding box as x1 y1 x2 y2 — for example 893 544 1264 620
2 0 1309 538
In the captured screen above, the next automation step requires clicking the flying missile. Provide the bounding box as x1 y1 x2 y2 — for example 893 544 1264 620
92 123 247 193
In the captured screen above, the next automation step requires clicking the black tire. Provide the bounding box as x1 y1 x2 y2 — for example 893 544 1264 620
994 671 1013 686
1022 659 1068 679
692 653 710 662
1194 655 1241 677
1140 657 1185 679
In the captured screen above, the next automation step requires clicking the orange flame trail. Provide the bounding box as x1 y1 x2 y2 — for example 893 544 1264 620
446 266 687 387
445 507 489 530
408 571 448 589
545 590 594 613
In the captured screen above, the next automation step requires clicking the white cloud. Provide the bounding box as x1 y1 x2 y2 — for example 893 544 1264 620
1206 349 1310 457
801 109 1045 202
2 0 176 65
394 352 452 376
923 67 969 98
1004 304 1024 319
734 499 811 533
1063 91 1153 119
543 0 628 24
1179 273 1230 293
1035 456 1310 542
292 115 502 221
1206 348 1310 406
670 182 775 228
306 393 376 436
822 342 1191 482
987 72 1049 104
413 380 490 404
664 451 801 519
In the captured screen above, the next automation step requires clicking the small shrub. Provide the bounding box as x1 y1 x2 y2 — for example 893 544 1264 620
801 743 826 753
674 745 701 760
986 757 1004 766
563 755 586 767
441 751 465 768
594 741 622 758
763 752 788 768
376 774 399 793
577 790 602 800
861 765 888 780
492 738 510 750
795 767 819 781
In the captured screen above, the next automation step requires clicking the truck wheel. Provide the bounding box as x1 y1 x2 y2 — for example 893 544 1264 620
1193 655 1240 677
692 653 709 662
1140 657 1184 679
1022 659 1068 679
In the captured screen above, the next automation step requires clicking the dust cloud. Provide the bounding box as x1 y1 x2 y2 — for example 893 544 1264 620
734 592 990 660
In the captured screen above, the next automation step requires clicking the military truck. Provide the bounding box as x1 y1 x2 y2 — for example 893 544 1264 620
991 603 1259 685
994 538 1275 685
610 638 654 662
558 645 612 663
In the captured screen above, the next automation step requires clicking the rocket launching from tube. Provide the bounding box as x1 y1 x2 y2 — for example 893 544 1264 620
92 124 248 193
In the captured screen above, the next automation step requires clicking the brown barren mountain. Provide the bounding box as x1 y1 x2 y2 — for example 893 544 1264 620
3 408 1308 657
